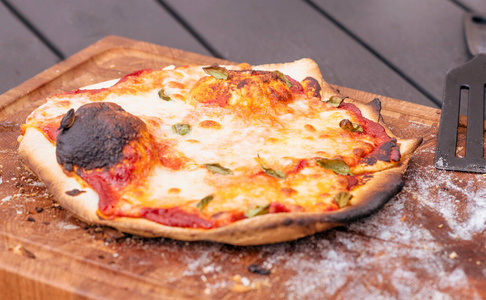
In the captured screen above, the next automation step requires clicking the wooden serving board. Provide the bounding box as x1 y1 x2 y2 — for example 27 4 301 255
0 36 484 299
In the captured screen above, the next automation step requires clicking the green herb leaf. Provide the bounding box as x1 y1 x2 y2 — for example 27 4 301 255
339 119 363 132
244 204 270 218
203 64 229 80
273 70 293 87
196 194 214 211
204 163 234 175
334 191 352 208
172 123 191 135
257 155 286 179
326 95 344 107
316 158 353 176
158 89 171 101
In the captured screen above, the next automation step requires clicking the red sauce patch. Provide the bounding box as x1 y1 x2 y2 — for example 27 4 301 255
156 142 189 170
314 202 339 212
287 159 308 176
141 207 215 229
287 75 304 94
269 202 304 213
339 103 401 165
116 69 153 84
40 123 60 143
64 88 108 96
212 210 245 227
81 171 120 216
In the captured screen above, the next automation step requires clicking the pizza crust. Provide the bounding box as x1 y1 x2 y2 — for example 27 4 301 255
248 58 336 100
18 59 422 246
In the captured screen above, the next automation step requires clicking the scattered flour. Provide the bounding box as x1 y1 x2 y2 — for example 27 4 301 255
28 180 45 187
149 151 483 299
1 195 12 203
405 163 486 240
56 221 80 230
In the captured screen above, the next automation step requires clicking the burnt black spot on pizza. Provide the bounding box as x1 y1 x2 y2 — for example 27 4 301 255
282 218 293 226
65 189 86 196
301 76 322 98
59 108 75 130
296 219 307 226
361 139 401 165
369 98 382 113
248 263 271 275
56 102 147 172
236 77 252 89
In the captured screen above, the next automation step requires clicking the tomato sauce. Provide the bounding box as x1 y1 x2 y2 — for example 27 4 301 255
269 202 304 213
40 123 60 143
141 207 216 229
80 171 119 216
116 69 153 84
339 102 401 164
286 75 304 94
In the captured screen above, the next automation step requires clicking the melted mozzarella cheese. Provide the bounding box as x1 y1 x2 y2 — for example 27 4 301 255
133 88 368 212
26 64 389 217
144 169 215 207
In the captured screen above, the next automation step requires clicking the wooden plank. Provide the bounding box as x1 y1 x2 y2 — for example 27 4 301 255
164 0 437 108
7 0 212 57
312 0 469 107
0 37 485 299
457 0 486 13
0 2 59 94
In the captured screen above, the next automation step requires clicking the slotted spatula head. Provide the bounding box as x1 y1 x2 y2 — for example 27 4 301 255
435 13 486 173
434 54 486 172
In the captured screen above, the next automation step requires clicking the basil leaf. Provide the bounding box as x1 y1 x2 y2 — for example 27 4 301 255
196 194 214 211
316 158 353 176
158 89 171 101
244 204 270 218
326 96 344 107
334 191 352 208
203 64 229 80
273 70 293 87
204 163 234 175
339 119 363 133
257 155 286 179
172 123 191 135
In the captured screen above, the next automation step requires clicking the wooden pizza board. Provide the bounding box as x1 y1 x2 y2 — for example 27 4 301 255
0 36 484 299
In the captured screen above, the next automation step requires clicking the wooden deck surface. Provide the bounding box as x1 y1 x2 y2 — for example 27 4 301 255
1 0 484 107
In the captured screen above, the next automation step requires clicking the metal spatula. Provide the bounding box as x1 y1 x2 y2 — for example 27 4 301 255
435 13 486 173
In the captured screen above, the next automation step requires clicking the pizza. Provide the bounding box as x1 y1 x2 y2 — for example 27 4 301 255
18 58 421 245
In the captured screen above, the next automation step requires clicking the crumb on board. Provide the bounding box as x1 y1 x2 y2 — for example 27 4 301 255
231 274 272 293
9 244 36 259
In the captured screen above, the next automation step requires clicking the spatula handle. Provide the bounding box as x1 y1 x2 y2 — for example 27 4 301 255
465 13 486 56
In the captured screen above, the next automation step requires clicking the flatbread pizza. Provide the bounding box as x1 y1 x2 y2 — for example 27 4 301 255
18 58 421 245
